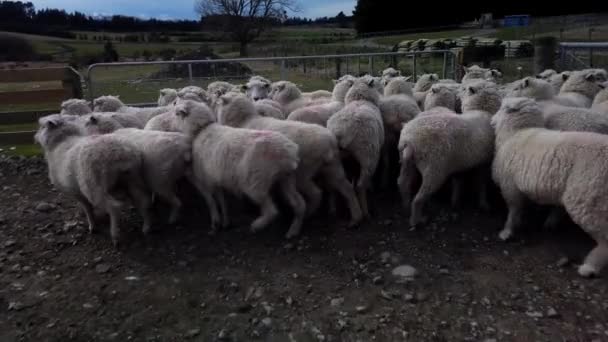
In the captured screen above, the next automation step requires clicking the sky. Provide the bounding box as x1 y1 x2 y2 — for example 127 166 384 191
29 0 357 20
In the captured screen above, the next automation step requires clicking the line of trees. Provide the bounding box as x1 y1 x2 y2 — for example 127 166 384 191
353 0 608 33
0 1 200 35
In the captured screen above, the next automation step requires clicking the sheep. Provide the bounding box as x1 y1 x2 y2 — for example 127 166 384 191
286 77 355 126
177 88 211 105
536 69 557 80
491 97 608 277
302 89 333 101
144 110 183 132
592 84 608 114
158 88 178 106
486 69 503 83
398 81 498 227
80 114 124 135
461 65 489 83
244 76 273 101
507 77 556 101
424 83 459 112
216 92 362 226
34 115 152 247
585 68 608 83
254 99 287 119
383 77 414 97
271 81 313 114
112 128 191 224
556 70 603 108
174 100 307 239
327 78 384 217
413 73 439 109
207 81 237 98
461 80 503 114
542 103 608 135
359 74 384 95
60 99 92 116
548 71 571 94
381 67 401 84
93 95 170 126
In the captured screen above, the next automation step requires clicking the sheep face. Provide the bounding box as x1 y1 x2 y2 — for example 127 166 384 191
244 79 272 101
509 77 555 100
384 76 414 97
560 70 605 99
492 97 543 135
345 78 381 105
83 115 121 135
177 87 210 104
536 69 557 80
424 84 457 111
486 69 503 83
35 116 83 150
93 95 123 112
332 78 355 102
271 81 301 103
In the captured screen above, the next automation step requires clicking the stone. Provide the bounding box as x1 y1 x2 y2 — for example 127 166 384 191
392 265 417 279
547 307 560 318
35 202 55 213
185 328 200 338
331 297 344 307
96 264 111 274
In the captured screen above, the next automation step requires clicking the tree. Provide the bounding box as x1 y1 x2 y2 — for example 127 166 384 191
103 41 119 62
195 0 297 57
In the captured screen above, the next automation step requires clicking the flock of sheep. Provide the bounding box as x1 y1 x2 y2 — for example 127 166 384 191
34 64 608 278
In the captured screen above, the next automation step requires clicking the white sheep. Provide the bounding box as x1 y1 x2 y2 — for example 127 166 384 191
413 73 439 109
383 77 414 97
592 84 608 114
542 103 608 135
144 110 183 132
424 83 459 112
359 74 384 95
548 71 571 94
536 69 557 80
491 97 608 277
244 76 273 101
271 81 313 114
507 77 556 101
112 128 191 224
174 100 306 238
380 67 402 85
461 65 489 83
158 88 178 106
207 81 237 98
254 99 287 119
398 81 498 227
93 95 170 126
60 99 92 116
217 92 362 226
286 77 355 126
80 114 124 135
34 116 152 247
327 78 384 217
556 70 603 108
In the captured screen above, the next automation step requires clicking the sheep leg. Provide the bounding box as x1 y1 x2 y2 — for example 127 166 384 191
450 177 463 209
356 169 372 218
216 191 231 229
250 195 279 233
279 176 307 239
127 181 154 236
499 202 524 241
397 145 417 211
105 198 123 248
297 178 322 216
322 163 362 227
380 148 391 189
410 170 445 228
76 195 97 234
543 207 567 230
157 186 181 225
477 168 490 212
578 237 608 278
187 173 221 234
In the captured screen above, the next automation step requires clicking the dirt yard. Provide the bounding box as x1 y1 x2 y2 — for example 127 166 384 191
1 154 607 342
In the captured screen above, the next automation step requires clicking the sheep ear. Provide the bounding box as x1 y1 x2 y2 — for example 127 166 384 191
89 115 98 124
404 76 412 82
468 86 476 94
367 78 375 87
333 79 338 85
599 83 606 89
464 66 469 73
562 73 570 81
264 82 270 89
431 87 437 94
523 78 529 87
536 74 542 78
241 84 248 92
585 73 596 82
46 119 60 129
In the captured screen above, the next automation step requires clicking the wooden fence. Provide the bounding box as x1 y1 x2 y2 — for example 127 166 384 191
0 67 82 145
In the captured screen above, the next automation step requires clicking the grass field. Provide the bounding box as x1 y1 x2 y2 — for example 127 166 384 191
0 144 41 156
371 29 477 46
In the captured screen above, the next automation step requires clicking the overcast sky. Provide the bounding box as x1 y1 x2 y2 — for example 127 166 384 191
29 0 357 20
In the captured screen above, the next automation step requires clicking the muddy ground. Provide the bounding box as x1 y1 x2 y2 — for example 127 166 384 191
0 154 607 342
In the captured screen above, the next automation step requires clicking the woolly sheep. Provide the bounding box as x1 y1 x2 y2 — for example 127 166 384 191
302 89 333 101
585 68 608 83
217 93 362 226
491 97 608 277
174 100 306 238
461 65 489 83
93 95 170 126
548 71 571 94
536 69 557 80
80 114 124 135
413 73 439 109
327 78 385 217
557 70 603 108
359 74 384 95
112 128 191 224
60 99 92 116
207 81 237 98
144 110 183 132
591 83 608 114
461 80 503 114
244 76 273 101
424 83 458 112
158 88 178 106
542 103 608 135
380 67 402 85
507 77 556 101
286 77 355 126
398 82 497 227
35 116 152 246
255 99 287 119
383 77 414 97
271 81 313 114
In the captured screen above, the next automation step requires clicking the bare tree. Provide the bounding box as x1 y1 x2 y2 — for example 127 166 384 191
195 0 297 57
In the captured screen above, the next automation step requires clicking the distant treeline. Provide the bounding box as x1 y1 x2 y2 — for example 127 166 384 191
0 0 200 37
353 0 608 33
